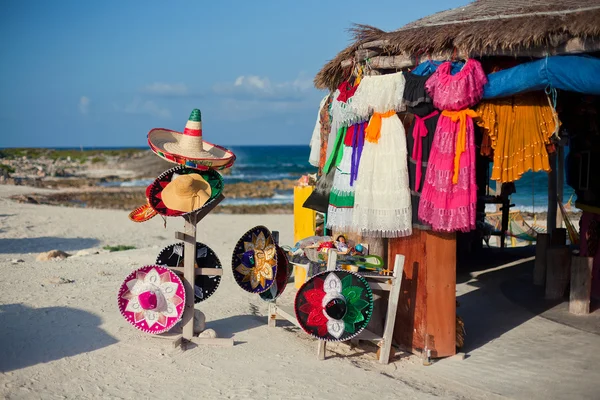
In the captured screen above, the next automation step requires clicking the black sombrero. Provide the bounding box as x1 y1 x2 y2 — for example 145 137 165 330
259 246 292 302
294 270 373 342
156 242 222 303
231 226 277 294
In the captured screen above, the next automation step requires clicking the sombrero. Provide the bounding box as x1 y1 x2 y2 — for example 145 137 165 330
128 184 158 223
259 246 292 302
231 226 278 294
149 165 224 217
117 265 185 335
156 242 222 303
294 270 373 342
148 109 236 171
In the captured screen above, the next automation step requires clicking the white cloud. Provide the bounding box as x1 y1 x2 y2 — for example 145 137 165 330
213 73 314 102
78 96 90 115
141 82 188 96
121 97 171 119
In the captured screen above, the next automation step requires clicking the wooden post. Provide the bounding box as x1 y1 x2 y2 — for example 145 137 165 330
378 254 404 364
547 153 558 235
556 143 565 229
533 233 549 286
545 247 571 299
317 249 337 360
569 256 593 315
182 214 197 341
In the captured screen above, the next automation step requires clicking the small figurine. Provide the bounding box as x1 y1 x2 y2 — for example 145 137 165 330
335 235 349 253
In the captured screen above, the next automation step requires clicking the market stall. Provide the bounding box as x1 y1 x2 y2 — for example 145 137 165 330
304 0 600 359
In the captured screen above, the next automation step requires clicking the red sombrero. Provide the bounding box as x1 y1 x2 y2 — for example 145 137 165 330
128 184 158 223
148 109 236 171
117 265 185 334
259 246 291 302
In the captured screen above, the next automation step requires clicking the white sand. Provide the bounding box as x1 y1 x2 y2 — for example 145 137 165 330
0 185 483 400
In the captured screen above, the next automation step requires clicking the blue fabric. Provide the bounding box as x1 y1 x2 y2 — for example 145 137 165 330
483 55 600 99
410 60 465 76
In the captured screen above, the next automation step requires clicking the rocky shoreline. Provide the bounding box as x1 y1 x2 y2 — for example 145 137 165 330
1 148 296 214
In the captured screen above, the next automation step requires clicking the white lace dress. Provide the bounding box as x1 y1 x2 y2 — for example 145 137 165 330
349 72 413 238
326 145 354 231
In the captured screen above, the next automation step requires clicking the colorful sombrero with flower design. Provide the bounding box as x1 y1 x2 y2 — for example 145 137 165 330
149 165 223 217
259 245 291 302
294 270 373 342
128 184 158 223
117 265 185 334
156 242 222 303
148 109 236 171
231 226 278 294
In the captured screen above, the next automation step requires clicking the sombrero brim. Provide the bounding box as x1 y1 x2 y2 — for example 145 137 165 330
148 128 236 171
294 270 373 342
128 185 158 223
149 166 224 217
117 265 185 335
231 225 278 294
259 246 291 302
156 242 222 303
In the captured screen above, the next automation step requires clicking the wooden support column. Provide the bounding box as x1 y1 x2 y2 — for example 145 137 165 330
570 256 593 315
182 214 197 341
557 142 565 229
547 153 558 236
388 229 456 359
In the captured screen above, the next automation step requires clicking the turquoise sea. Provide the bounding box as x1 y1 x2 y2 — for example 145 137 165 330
100 145 575 210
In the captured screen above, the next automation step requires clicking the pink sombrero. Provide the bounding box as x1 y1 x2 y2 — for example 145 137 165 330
117 265 185 334
148 109 236 171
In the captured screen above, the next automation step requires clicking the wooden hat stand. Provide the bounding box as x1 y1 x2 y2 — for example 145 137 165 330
268 248 405 364
152 194 234 350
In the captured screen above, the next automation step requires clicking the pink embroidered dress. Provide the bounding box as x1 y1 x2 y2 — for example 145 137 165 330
418 60 488 232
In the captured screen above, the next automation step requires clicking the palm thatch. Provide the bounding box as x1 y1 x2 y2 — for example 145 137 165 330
314 0 600 90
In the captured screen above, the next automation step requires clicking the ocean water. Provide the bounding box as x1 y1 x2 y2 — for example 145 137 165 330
102 145 576 210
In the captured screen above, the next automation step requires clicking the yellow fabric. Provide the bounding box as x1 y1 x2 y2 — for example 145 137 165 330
476 92 560 183
365 110 397 143
442 109 478 184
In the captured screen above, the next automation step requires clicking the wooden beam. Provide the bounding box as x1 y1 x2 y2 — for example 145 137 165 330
547 153 558 235
169 267 223 276
360 39 390 50
354 49 379 60
181 215 197 341
533 233 549 286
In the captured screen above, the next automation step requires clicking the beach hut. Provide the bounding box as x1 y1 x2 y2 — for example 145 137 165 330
309 0 600 359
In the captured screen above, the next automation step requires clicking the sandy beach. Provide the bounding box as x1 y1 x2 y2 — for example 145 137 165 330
0 184 474 400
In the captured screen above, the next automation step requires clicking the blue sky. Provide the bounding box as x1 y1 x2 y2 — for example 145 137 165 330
0 0 469 148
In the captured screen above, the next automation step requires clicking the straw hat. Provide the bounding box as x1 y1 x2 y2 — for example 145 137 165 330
148 166 224 217
231 226 278 294
156 242 222 303
117 265 185 335
148 109 236 170
161 173 211 213
294 270 373 342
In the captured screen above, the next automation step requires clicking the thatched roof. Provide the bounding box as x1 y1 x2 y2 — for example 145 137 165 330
314 0 600 90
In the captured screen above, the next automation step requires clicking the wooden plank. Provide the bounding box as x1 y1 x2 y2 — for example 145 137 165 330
547 152 557 235
355 49 379 60
533 233 550 286
268 303 277 328
174 232 195 243
368 281 392 291
570 256 593 315
169 267 223 276
425 231 456 358
556 143 565 229
545 247 572 299
360 39 390 49
276 305 301 328
379 254 404 364
188 337 234 347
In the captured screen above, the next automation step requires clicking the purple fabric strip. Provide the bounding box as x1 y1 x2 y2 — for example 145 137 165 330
350 122 366 186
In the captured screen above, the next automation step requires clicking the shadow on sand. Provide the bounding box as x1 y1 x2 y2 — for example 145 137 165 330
0 303 117 372
205 314 266 339
455 245 599 354
0 237 100 254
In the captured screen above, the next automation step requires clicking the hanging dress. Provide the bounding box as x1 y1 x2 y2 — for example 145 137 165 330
418 60 488 232
403 71 440 230
476 91 560 183
349 72 412 238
